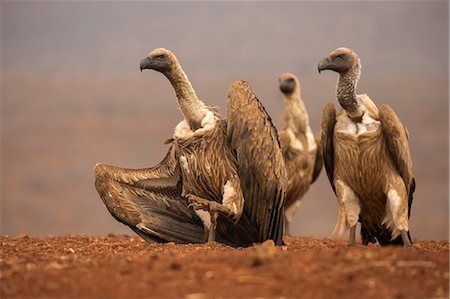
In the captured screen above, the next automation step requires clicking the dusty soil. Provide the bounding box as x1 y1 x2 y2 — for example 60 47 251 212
1 235 448 299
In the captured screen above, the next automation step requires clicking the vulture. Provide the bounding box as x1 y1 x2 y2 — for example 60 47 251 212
94 48 287 247
318 47 415 247
277 73 322 234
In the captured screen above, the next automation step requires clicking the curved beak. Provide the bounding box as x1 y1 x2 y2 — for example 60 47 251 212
140 56 152 72
318 57 331 74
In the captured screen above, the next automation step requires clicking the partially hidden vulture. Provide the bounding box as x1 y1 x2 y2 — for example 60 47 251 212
277 73 322 234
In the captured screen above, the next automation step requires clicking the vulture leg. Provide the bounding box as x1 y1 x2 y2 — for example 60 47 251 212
187 194 237 243
400 230 413 248
207 217 216 243
348 225 357 247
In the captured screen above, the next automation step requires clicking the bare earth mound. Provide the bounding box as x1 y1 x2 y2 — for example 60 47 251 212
1 235 448 299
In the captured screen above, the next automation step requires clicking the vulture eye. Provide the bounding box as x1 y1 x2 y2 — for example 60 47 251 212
156 54 165 59
337 54 345 59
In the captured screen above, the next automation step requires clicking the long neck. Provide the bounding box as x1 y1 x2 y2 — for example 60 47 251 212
164 65 206 130
336 65 363 120
284 89 308 134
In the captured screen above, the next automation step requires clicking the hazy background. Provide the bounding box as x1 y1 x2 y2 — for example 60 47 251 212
2 1 448 240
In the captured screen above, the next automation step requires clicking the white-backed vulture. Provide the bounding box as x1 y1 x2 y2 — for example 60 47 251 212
317 47 415 247
277 73 322 234
94 48 287 246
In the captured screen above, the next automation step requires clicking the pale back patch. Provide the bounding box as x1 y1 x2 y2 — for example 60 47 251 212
193 110 218 137
222 180 239 215
357 113 380 135
336 118 357 135
173 110 218 140
337 113 380 136
179 156 190 174
174 120 194 140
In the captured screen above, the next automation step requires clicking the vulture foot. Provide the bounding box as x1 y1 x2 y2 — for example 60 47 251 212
187 195 237 221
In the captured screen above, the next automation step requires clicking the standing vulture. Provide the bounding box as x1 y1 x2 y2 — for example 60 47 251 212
94 48 287 246
278 73 322 234
317 47 415 247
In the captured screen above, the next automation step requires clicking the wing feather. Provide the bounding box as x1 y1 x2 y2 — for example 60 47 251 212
320 103 337 193
378 104 415 212
94 144 205 243
226 80 287 245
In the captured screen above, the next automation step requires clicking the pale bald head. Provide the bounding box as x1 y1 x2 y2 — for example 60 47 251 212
278 72 300 96
139 47 180 74
318 47 361 74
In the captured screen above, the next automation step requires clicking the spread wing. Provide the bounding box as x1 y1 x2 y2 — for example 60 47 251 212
378 104 415 216
320 103 337 193
311 133 323 184
226 80 287 245
94 144 205 243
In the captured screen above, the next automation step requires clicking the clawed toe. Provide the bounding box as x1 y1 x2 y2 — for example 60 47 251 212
186 194 237 222
187 195 210 211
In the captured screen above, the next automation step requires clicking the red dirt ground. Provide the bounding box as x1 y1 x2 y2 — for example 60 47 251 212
1 235 448 299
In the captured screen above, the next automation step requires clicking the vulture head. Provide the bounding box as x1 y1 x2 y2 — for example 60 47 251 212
317 47 361 75
279 72 300 96
140 48 178 74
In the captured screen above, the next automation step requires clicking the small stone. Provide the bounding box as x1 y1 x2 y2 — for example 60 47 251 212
204 271 214 279
169 262 182 270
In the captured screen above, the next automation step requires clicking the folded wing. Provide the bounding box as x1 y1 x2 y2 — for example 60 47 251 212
226 80 287 245
320 103 337 193
379 104 415 216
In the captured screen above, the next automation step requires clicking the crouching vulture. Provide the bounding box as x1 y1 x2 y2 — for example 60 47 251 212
94 48 287 247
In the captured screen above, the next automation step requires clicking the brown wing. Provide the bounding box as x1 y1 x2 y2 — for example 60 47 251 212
320 103 337 193
94 144 205 243
378 104 415 216
226 80 287 245
311 133 323 184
